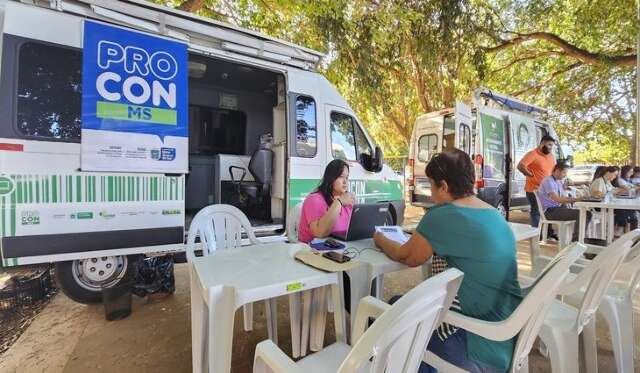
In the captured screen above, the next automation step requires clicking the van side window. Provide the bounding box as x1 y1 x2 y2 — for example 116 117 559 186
330 112 372 162
17 42 82 141
443 116 455 150
295 96 317 157
417 134 438 162
460 123 471 154
535 126 548 145
353 121 372 157
330 112 357 160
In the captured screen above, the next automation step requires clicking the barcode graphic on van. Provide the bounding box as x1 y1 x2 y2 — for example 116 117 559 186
4 175 183 204
0 174 185 238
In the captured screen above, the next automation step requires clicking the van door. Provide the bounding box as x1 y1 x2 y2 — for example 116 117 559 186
477 108 508 213
509 113 537 208
454 101 473 154
410 115 442 207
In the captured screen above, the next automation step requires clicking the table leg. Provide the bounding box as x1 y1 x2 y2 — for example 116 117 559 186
265 298 278 344
579 208 586 244
207 286 236 373
309 286 327 351
190 268 207 373
608 208 615 244
329 283 346 344
288 293 301 358
300 290 312 357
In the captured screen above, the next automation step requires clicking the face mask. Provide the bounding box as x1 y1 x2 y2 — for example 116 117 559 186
541 147 551 154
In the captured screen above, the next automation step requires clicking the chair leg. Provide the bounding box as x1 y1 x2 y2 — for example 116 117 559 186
243 303 253 332
540 327 579 373
581 318 598 373
541 223 548 242
600 298 634 373
557 223 567 248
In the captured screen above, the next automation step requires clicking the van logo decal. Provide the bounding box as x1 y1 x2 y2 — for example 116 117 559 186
81 20 188 174
21 211 40 225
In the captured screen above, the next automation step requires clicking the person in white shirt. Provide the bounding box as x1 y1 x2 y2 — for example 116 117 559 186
616 165 639 191
591 166 638 231
630 166 640 185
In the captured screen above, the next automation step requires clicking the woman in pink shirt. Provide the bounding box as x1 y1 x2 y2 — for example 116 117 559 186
298 159 355 243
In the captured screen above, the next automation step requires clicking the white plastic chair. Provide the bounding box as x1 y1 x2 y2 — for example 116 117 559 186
559 232 640 373
525 230 638 373
424 242 586 373
186 204 278 341
285 203 311 358
285 203 335 356
535 191 575 248
253 268 463 373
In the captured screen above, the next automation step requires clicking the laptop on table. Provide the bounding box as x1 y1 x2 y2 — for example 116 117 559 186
332 203 390 242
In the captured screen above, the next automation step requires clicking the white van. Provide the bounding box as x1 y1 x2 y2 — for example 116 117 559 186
0 0 404 303
407 88 567 216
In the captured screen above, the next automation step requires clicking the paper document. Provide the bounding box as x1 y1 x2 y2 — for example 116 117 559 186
375 226 409 244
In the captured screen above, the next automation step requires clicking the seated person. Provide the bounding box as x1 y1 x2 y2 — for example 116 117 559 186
591 166 638 230
374 149 522 373
298 159 355 243
616 165 638 192
538 163 592 242
631 166 640 185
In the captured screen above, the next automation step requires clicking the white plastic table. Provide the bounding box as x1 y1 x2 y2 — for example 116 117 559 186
575 198 640 245
189 242 345 373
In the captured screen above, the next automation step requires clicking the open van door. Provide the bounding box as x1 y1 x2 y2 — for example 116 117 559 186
454 101 473 154
477 108 509 217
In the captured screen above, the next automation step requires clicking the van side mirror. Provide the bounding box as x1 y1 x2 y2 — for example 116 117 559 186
359 146 383 173
372 146 383 172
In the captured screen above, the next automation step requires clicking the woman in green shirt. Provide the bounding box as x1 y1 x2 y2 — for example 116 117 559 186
374 149 522 372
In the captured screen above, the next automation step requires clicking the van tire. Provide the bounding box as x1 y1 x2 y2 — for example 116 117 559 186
55 255 139 304
495 198 507 219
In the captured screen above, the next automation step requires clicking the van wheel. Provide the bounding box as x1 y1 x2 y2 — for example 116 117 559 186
495 199 508 219
55 255 138 304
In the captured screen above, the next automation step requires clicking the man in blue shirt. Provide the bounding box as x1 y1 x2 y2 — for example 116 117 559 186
538 163 591 241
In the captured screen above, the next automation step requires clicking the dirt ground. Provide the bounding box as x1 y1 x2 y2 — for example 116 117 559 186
0 207 638 372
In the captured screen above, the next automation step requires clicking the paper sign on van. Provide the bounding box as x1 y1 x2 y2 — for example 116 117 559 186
81 21 188 173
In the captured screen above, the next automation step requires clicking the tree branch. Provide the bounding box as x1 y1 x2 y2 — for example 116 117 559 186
178 0 206 12
486 32 636 66
490 50 565 73
512 62 583 97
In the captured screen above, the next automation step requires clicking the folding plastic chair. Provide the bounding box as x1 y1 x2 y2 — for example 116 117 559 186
424 242 586 373
254 269 463 373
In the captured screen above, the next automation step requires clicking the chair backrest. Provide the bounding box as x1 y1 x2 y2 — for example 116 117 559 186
338 269 463 373
286 203 303 243
185 204 259 262
559 229 639 333
509 242 586 372
249 148 273 188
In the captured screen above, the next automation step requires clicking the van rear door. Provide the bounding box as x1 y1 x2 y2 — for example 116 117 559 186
454 101 473 154
410 114 442 207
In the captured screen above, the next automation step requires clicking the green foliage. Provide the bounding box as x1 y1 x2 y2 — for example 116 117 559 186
165 0 637 163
